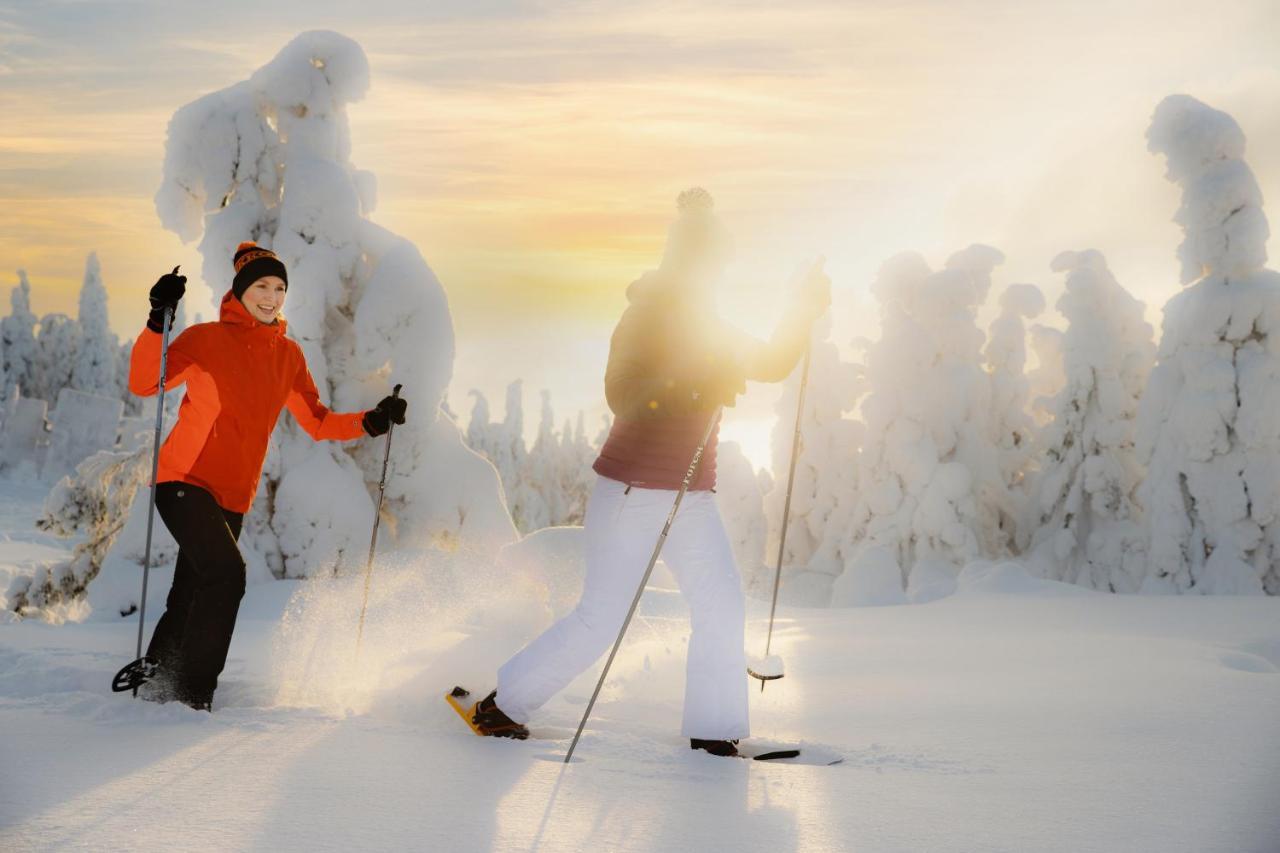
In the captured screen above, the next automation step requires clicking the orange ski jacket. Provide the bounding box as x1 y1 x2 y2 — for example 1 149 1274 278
129 290 368 513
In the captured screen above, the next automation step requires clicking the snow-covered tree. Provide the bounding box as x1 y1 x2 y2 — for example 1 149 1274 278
71 252 119 395
2 271 39 399
465 383 598 533
715 440 768 597
17 444 152 616
764 316 864 604
31 313 80 405
556 411 597 526
985 283 1045 552
133 30 513 586
465 388 496 458
1028 249 1155 592
467 380 539 530
1027 324 1066 426
115 339 142 416
593 412 612 449
842 245 1007 600
1136 95 1280 595
522 390 563 530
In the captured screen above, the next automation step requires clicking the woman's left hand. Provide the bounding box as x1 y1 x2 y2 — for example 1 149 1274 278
362 394 408 437
798 256 831 319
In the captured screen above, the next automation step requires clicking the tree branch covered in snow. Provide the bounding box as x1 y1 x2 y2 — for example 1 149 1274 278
11 445 151 616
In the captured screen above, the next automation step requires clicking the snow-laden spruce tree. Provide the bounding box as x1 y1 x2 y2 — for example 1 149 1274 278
466 381 539 531
71 252 119 395
115 340 142 416
522 390 566 531
1028 250 1155 591
134 31 514 583
984 282 1046 552
838 245 1007 602
714 440 769 597
464 388 499 464
554 411 597 527
465 383 597 533
31 313 80 405
762 314 865 605
1027 324 1066 426
2 271 39 399
1137 95 1280 595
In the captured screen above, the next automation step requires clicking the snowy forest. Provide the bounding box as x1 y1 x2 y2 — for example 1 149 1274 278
1 33 1277 627
2 18 1277 853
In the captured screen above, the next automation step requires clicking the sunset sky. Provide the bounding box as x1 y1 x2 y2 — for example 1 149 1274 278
2 0 1277 469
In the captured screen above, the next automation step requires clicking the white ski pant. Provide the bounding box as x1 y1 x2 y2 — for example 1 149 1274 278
497 475 750 740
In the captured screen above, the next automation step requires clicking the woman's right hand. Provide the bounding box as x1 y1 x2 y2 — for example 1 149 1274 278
148 266 186 332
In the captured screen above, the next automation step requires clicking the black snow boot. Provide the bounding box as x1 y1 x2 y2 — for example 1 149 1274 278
472 691 529 740
119 661 211 711
690 738 739 757
182 695 213 712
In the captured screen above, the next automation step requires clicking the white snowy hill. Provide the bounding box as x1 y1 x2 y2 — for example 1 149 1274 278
2 478 1278 852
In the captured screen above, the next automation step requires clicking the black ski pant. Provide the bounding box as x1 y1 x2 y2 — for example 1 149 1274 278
145 482 246 704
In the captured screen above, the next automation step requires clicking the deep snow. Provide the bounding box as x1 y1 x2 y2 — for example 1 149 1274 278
3 522 1278 852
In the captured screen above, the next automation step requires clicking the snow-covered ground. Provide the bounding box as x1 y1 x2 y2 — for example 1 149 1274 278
2 477 1278 853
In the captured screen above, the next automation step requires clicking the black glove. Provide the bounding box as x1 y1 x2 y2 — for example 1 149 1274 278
363 393 408 437
148 266 186 333
688 364 747 411
646 352 746 415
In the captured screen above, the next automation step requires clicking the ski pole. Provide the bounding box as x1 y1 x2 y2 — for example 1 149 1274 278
355 383 402 653
132 270 179 697
751 344 811 693
564 406 723 764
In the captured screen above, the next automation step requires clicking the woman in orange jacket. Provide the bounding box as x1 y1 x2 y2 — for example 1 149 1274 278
123 242 407 710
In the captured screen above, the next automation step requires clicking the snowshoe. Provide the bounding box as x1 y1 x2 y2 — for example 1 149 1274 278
690 738 740 757
446 686 529 740
111 656 159 693
691 739 811 762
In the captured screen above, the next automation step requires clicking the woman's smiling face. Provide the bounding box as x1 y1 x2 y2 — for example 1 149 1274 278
240 275 287 324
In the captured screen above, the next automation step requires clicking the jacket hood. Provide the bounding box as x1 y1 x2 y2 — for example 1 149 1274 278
220 289 288 335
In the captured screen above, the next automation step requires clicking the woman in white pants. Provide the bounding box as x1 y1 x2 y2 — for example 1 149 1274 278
499 477 748 742
473 188 829 756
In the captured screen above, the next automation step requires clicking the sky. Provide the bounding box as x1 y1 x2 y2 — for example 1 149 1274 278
1 0 1278 471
